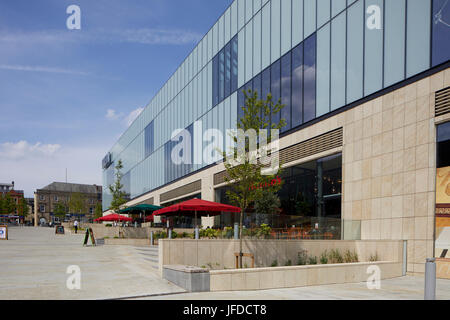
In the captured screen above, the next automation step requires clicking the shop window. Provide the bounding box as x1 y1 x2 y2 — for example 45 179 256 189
436 122 450 260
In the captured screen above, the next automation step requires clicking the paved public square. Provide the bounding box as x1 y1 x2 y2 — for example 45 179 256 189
1 227 449 300
0 226 183 300
134 276 450 300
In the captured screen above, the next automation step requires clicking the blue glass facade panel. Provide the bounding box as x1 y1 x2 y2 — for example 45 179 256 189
102 0 446 210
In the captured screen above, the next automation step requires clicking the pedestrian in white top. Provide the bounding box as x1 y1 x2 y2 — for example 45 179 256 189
74 220 79 234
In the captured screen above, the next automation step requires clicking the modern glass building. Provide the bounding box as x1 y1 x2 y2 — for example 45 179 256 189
103 0 450 275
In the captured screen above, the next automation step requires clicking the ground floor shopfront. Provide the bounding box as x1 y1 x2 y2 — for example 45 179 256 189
121 68 450 275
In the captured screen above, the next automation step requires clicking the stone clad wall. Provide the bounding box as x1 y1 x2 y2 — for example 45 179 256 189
159 239 405 271
342 70 450 274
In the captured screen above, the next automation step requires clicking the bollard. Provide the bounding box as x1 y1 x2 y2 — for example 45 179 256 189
150 231 154 246
234 223 239 240
168 229 172 239
195 226 199 240
424 258 436 300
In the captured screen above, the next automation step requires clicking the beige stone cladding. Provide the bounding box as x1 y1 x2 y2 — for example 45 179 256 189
343 69 450 274
126 68 450 275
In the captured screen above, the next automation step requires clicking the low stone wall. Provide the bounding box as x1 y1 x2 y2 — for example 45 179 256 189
104 238 151 246
437 259 450 279
159 239 405 272
209 261 402 291
62 222 193 239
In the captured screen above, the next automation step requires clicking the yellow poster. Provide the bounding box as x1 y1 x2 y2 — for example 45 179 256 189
436 166 450 211
436 166 450 265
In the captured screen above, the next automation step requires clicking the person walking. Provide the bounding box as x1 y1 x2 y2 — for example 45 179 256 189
74 220 79 234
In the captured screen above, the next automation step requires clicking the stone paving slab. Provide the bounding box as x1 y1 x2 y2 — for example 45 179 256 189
133 275 450 300
0 227 184 300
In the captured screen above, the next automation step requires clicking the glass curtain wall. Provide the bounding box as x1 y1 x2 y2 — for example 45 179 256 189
215 153 342 239
104 0 448 210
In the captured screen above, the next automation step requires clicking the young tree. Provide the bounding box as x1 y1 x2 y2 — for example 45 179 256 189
68 192 86 215
94 202 103 219
1 194 17 215
254 190 281 216
108 160 129 213
222 89 286 268
18 198 29 218
54 203 68 220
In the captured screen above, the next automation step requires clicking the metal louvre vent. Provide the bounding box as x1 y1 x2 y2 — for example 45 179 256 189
138 197 154 205
159 180 201 203
436 86 450 117
279 128 343 165
213 128 343 186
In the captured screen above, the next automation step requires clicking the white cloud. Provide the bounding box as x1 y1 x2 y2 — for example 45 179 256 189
0 142 105 198
0 28 202 46
105 107 144 127
124 107 144 126
0 64 90 76
116 28 202 45
105 109 121 120
0 141 61 160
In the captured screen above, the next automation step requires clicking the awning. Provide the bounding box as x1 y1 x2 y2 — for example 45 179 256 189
153 198 241 216
94 213 132 222
119 204 162 213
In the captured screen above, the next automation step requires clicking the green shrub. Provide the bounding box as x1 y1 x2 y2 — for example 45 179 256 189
369 252 379 262
154 231 167 239
113 236 119 239
308 256 318 265
200 228 219 239
103 236 109 239
328 249 344 264
320 251 329 264
222 227 233 239
271 260 278 267
285 260 292 266
256 224 272 238
343 250 359 263
297 250 308 265
171 231 178 239
105 224 112 227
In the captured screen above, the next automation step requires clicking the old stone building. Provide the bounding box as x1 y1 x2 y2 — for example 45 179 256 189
34 182 102 225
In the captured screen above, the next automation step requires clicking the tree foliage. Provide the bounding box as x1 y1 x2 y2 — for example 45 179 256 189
0 194 16 214
94 203 103 219
18 198 29 217
68 192 86 215
108 160 129 213
254 190 281 216
222 89 286 268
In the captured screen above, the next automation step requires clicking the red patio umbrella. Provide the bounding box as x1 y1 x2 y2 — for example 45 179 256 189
151 198 241 228
94 213 132 222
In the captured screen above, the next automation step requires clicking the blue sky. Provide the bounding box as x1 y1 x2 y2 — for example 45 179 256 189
0 0 233 197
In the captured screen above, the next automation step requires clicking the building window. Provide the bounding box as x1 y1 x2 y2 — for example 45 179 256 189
281 52 292 132
54 196 58 202
213 35 239 107
39 205 45 213
145 120 154 158
435 122 450 260
89 207 94 214
432 0 450 67
39 195 45 201
215 153 342 238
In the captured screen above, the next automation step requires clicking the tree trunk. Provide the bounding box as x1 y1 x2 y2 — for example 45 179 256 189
239 208 244 268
